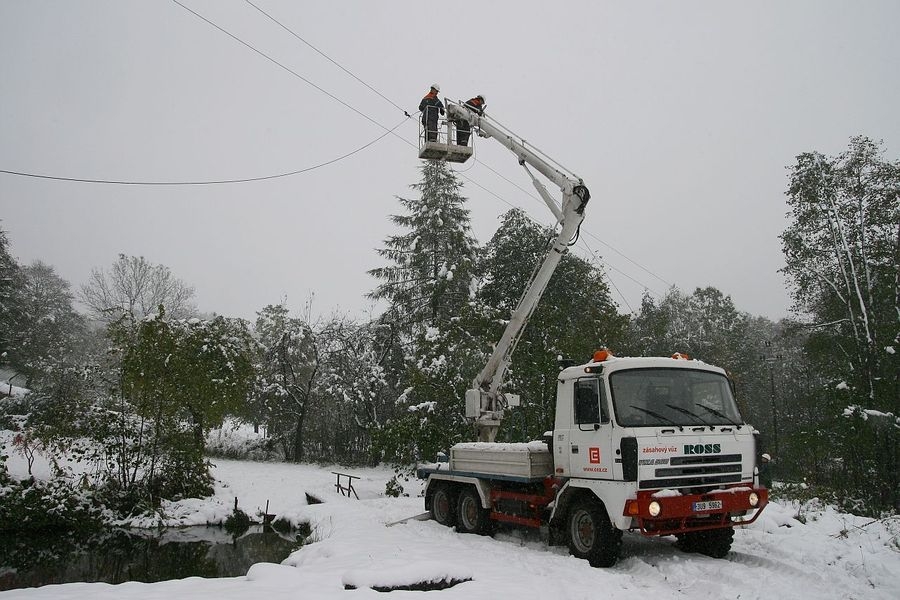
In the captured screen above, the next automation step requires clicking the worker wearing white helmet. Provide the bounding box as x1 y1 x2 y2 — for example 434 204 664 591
456 94 487 146
419 84 445 142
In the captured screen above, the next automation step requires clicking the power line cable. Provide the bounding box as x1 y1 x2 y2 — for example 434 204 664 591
243 0 410 116
170 0 405 137
469 157 671 295
474 158 543 204
458 157 665 304
0 0 426 186
605 272 637 315
241 0 586 199
15 0 673 300
0 118 408 185
473 158 673 288
602 259 663 297
576 238 648 315
575 240 635 314
173 0 425 163
581 229 673 288
171 1 594 273
231 0 539 203
204 2 670 310
461 168 659 312
595 265 637 316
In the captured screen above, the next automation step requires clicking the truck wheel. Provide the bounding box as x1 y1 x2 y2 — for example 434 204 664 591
566 498 621 567
675 532 701 553
428 484 457 528
699 527 734 558
456 487 492 535
677 527 734 558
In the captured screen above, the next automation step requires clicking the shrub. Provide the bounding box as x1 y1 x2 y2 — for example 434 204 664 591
0 477 106 533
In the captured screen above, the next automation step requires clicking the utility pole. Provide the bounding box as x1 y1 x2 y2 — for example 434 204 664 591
762 342 783 458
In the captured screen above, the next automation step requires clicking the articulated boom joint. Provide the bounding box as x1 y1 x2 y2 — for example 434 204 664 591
573 184 590 213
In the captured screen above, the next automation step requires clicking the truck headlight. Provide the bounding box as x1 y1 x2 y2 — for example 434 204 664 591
749 492 759 507
648 501 661 517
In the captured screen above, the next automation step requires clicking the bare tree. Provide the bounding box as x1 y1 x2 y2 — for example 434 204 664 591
80 254 196 322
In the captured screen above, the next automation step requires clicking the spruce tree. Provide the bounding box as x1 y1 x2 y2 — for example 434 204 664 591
369 161 477 335
368 161 479 461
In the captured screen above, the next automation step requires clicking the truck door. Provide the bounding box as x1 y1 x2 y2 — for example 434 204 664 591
560 377 614 479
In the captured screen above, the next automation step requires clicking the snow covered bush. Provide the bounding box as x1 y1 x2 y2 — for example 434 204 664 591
384 475 407 498
0 476 106 533
206 420 278 461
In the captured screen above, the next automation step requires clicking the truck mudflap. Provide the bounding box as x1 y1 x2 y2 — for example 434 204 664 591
623 485 768 536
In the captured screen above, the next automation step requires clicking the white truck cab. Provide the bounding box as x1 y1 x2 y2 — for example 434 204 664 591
550 351 764 534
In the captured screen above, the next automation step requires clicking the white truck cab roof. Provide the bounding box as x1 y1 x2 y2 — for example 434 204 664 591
559 355 728 382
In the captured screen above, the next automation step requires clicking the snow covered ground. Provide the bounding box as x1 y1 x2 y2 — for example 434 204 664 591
2 452 899 599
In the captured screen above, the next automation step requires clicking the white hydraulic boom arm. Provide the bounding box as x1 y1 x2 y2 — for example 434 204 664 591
446 102 590 442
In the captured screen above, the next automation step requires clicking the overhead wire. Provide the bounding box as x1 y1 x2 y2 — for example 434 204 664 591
170 0 405 138
174 0 674 305
576 237 640 315
242 0 411 116
601 269 636 315
173 0 432 165
0 118 409 185
457 164 645 314
471 157 671 300
5 0 674 308
1 0 417 185
473 158 673 289
581 229 673 288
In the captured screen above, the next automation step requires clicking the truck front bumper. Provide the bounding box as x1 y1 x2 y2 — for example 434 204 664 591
623 485 768 536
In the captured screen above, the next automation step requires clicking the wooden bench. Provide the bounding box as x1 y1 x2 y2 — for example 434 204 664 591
332 471 359 499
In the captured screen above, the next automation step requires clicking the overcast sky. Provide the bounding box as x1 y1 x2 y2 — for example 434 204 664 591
2 0 898 324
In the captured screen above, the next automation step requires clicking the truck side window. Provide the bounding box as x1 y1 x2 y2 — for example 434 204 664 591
574 379 603 425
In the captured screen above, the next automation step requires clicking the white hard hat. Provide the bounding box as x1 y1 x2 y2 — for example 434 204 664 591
431 83 440 92
477 94 486 102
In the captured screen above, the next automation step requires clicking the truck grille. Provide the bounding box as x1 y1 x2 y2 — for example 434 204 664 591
639 453 743 490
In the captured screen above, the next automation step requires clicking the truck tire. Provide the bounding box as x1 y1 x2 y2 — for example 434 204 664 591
675 532 701 553
428 484 457 528
566 498 622 567
700 526 734 558
456 487 492 535
677 527 734 558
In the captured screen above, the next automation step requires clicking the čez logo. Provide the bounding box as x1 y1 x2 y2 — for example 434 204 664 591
683 443 721 455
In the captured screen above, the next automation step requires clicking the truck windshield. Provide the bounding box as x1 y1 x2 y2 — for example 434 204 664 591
609 368 742 428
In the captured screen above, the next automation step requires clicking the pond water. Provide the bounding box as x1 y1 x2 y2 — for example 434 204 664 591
0 525 303 592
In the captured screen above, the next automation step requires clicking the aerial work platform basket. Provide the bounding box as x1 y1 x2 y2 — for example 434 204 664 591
418 115 473 163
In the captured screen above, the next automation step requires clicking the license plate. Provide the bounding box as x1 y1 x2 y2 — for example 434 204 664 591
692 500 723 512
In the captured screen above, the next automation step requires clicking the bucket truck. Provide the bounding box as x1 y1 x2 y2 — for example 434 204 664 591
416 101 769 567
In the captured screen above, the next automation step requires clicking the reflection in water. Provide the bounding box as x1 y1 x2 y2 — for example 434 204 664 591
0 525 303 591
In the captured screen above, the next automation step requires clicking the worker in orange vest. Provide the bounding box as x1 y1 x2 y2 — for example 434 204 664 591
419 84 445 142
456 95 486 146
